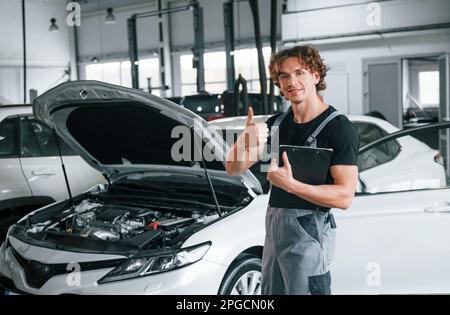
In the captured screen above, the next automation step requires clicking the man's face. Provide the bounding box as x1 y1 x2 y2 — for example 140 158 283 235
277 57 320 105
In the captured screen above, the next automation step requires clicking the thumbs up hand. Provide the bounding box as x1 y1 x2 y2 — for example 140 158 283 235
243 106 269 149
245 106 255 127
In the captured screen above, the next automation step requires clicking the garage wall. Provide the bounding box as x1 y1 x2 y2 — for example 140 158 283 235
0 0 74 104
76 0 450 116
283 0 450 41
311 29 450 115
77 2 160 61
77 0 283 97
281 0 450 115
169 0 282 51
78 0 283 60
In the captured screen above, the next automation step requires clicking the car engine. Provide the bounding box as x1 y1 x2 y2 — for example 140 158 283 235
73 204 160 241
28 199 219 248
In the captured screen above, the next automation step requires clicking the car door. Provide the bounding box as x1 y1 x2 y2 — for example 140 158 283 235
0 116 32 209
333 122 450 294
18 117 105 203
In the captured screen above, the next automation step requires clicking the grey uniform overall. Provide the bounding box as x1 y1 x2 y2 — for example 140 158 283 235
261 109 341 295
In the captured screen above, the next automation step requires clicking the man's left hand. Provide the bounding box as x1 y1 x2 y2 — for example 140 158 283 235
267 151 295 192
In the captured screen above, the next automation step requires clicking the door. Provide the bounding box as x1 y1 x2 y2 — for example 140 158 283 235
18 117 104 202
0 116 32 208
364 59 402 128
333 122 450 294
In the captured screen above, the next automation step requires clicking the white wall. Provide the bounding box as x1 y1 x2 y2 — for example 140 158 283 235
283 0 450 41
286 0 371 12
282 0 450 115
309 29 450 115
0 0 73 104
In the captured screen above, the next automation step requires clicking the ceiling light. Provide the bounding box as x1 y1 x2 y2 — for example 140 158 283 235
105 7 117 24
49 18 59 32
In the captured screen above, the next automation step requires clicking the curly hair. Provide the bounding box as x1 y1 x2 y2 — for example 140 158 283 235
269 45 328 92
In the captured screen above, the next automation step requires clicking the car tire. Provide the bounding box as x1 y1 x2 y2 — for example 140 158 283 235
218 254 262 295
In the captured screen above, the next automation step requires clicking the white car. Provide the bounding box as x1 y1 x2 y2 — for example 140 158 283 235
210 114 446 194
0 96 12 105
0 105 105 241
1 81 450 295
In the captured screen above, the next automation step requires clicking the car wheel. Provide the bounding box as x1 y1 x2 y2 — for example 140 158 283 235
218 255 262 295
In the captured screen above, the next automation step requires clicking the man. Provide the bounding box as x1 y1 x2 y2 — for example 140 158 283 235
226 45 359 295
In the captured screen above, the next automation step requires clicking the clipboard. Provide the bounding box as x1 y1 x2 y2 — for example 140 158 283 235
269 145 333 209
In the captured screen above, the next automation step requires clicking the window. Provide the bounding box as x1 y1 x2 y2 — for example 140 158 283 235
20 118 75 157
354 122 401 173
85 58 160 95
138 58 161 96
358 140 400 173
85 61 122 86
179 47 273 96
358 124 450 194
180 54 197 95
0 117 19 157
353 122 389 147
419 71 439 106
234 47 272 92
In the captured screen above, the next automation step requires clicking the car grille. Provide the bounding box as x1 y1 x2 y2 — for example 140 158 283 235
10 246 67 289
10 246 125 289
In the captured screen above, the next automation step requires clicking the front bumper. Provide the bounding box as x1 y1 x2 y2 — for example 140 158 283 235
0 240 227 295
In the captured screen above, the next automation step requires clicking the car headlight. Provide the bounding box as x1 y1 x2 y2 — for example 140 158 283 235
98 242 211 284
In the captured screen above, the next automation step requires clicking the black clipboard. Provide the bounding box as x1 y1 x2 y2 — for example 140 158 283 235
269 145 333 209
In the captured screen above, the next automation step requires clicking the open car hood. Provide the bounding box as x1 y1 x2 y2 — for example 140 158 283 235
33 81 262 195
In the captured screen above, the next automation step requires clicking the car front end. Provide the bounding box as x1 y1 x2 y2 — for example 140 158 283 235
0 81 263 295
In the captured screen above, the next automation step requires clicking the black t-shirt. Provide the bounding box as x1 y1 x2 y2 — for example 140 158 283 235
265 105 360 209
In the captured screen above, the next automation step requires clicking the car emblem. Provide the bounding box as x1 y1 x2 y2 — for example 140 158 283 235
80 89 88 100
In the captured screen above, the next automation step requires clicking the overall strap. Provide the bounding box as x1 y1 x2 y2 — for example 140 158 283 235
272 107 292 128
270 107 292 157
305 111 343 148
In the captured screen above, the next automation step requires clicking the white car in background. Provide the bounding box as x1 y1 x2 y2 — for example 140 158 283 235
210 114 446 194
0 96 12 105
1 81 450 295
0 105 105 241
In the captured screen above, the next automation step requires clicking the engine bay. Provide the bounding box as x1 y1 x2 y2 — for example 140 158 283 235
24 198 220 251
